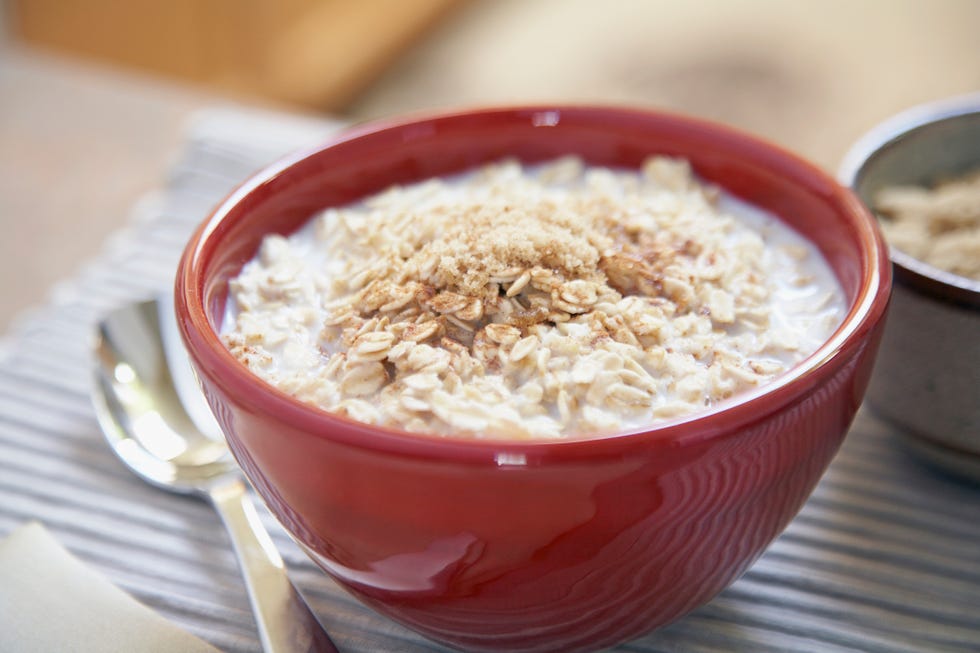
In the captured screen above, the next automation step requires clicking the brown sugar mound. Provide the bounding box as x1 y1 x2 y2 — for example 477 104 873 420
412 200 610 299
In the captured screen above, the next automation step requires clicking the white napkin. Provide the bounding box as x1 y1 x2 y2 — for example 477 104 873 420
0 522 222 653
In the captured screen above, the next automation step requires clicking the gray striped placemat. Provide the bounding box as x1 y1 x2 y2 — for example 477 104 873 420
1 107 977 653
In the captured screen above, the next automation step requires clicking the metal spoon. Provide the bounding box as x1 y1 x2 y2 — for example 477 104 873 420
91 298 338 653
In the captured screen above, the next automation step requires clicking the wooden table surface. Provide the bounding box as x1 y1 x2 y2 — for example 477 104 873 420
2 0 979 332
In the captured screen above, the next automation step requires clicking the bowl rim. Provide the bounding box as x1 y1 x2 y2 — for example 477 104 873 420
176 104 891 463
838 92 980 308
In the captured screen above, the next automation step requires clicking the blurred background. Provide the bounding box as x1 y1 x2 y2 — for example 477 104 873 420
1 0 978 331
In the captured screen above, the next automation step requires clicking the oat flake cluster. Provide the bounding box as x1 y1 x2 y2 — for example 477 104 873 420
223 156 843 439
874 167 980 280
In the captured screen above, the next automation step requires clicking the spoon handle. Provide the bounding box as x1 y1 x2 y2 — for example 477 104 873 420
209 478 338 653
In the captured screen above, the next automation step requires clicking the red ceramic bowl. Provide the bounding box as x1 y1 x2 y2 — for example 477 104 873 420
176 106 891 652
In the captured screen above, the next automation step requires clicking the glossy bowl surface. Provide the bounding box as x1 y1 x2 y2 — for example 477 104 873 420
177 106 890 652
839 94 980 480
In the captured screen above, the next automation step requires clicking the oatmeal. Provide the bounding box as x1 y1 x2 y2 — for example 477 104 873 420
874 167 980 280
222 156 845 439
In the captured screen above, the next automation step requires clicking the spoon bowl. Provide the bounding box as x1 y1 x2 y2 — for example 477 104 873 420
94 299 234 494
92 298 337 653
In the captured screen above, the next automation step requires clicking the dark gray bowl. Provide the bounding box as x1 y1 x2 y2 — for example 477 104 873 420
839 94 980 480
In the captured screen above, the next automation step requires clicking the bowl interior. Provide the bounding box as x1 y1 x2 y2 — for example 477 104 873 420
179 106 888 453
842 102 980 305
850 112 980 192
